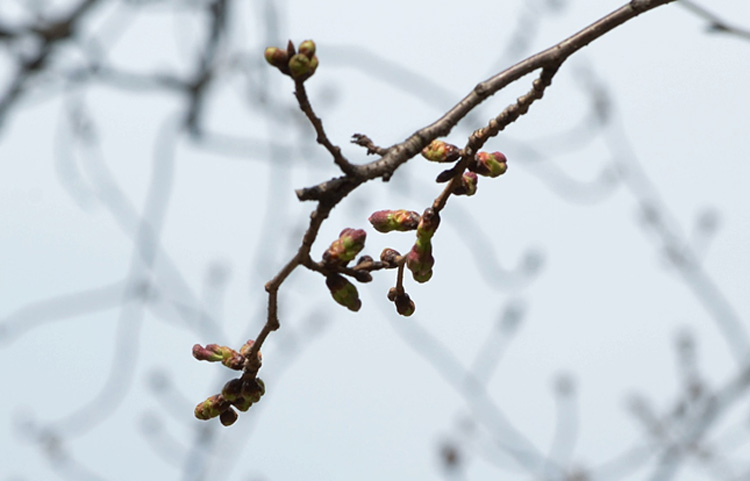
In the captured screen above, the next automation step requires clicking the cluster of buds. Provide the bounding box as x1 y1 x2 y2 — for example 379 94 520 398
265 40 319 81
322 228 369 311
192 340 265 427
368 209 421 233
406 207 440 283
387 287 415 317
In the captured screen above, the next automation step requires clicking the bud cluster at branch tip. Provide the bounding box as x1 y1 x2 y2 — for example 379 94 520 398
368 209 421 233
323 228 366 266
193 339 265 427
264 39 319 81
421 139 460 163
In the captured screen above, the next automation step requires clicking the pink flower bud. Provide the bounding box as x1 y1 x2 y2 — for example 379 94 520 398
453 172 478 196
194 394 228 420
192 344 245 370
323 228 366 266
472 151 507 178
416 208 440 244
368 209 421 233
421 140 460 163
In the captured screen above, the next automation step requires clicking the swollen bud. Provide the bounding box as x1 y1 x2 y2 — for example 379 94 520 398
380 248 402 268
194 394 228 420
264 47 290 73
415 208 440 245
326 274 362 312
298 39 316 59
369 210 421 233
288 53 318 80
192 344 245 370
421 140 461 163
472 151 508 178
406 243 434 283
220 407 238 427
452 171 478 196
323 228 367 266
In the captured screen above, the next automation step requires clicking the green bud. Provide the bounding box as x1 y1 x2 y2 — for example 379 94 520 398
369 209 421 233
264 47 290 74
421 140 460 163
288 53 319 80
326 274 362 311
323 228 367 265
472 151 507 178
298 39 316 59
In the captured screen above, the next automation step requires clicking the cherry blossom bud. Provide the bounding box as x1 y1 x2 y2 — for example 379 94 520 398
453 171 478 196
326 274 362 311
194 394 228 420
298 39 316 59
323 228 366 265
220 407 238 426
395 292 416 316
264 47 289 72
242 377 266 403
288 53 318 80
406 243 434 283
421 140 460 163
472 151 508 178
369 209 421 233
192 344 245 370
221 378 244 402
416 208 440 245
380 248 401 268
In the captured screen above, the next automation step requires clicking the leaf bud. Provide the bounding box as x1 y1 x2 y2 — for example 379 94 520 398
325 274 362 311
369 209 421 233
421 140 460 163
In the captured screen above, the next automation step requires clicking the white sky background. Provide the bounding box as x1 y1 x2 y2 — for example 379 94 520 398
1 0 749 480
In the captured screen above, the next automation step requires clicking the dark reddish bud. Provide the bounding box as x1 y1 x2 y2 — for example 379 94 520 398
453 172 478 196
326 274 362 312
192 344 245 370
323 228 367 266
220 407 238 426
221 378 244 403
369 210 421 233
241 377 266 402
395 293 416 317
380 248 402 268
352 270 373 283
472 151 508 178
436 167 459 183
421 140 460 163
